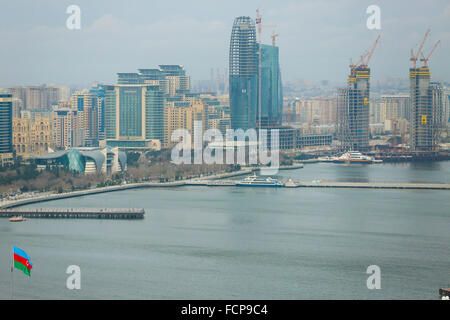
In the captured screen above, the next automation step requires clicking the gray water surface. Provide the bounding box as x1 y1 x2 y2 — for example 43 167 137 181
1 162 449 299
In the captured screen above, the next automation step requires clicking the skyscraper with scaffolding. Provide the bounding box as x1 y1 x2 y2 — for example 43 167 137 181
229 16 258 130
337 66 371 151
409 67 443 151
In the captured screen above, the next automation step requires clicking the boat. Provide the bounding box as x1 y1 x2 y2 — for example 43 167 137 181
331 151 378 164
9 216 27 222
236 174 284 187
318 156 334 162
284 178 297 188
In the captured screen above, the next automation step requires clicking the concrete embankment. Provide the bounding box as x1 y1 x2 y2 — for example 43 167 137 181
0 169 254 209
291 181 450 190
2 167 449 210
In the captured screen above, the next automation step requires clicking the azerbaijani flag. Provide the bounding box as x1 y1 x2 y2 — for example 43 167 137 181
13 247 33 276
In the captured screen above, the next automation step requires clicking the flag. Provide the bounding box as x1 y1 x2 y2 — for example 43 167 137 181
13 247 33 276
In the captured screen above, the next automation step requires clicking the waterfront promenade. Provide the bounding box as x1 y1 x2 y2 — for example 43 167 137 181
0 168 254 209
1 165 449 210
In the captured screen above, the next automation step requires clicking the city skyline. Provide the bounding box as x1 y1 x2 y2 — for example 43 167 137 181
0 0 449 87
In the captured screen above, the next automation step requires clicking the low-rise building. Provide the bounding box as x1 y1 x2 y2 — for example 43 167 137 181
35 146 126 175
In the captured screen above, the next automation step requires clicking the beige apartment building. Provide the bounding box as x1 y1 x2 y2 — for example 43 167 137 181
13 117 54 159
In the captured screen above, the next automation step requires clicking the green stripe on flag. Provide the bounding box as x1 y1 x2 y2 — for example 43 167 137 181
14 260 31 276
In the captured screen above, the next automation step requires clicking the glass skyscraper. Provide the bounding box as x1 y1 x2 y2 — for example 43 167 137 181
0 94 13 154
337 67 371 151
260 44 283 127
229 16 258 130
409 68 443 151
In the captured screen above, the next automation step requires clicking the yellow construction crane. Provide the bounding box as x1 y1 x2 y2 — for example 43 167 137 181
361 34 381 67
271 31 279 46
349 34 380 70
420 40 440 67
349 53 367 71
410 29 430 68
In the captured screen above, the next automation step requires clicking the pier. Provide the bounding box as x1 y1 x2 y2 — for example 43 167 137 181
182 180 450 190
0 208 145 219
290 181 450 190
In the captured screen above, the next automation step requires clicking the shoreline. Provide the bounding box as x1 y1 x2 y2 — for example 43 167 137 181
2 162 450 209
0 163 304 209
0 168 254 209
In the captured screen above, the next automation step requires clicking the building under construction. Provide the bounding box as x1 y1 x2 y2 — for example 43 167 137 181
337 36 380 151
337 67 371 151
409 30 442 151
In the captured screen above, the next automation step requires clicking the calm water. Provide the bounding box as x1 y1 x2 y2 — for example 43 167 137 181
0 162 449 299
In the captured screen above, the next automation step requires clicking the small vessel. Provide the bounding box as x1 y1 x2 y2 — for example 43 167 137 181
9 216 27 222
318 156 334 162
331 151 377 164
236 174 284 187
284 178 297 188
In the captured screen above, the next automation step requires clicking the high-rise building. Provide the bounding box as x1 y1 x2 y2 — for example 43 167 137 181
118 66 191 97
409 67 443 151
0 94 13 165
229 16 258 130
444 87 450 125
53 107 81 149
380 95 411 123
71 91 99 146
260 44 283 127
90 84 106 141
8 85 65 111
104 84 164 149
337 66 371 151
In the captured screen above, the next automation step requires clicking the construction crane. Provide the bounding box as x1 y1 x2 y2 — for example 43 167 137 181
410 29 430 68
420 40 440 67
349 34 380 71
271 31 279 46
255 6 276 129
349 53 368 71
360 34 381 67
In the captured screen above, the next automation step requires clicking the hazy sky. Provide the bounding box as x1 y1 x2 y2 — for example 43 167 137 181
0 0 449 87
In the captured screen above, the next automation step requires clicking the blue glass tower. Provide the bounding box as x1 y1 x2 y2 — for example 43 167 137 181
0 94 13 154
229 16 258 130
260 44 283 127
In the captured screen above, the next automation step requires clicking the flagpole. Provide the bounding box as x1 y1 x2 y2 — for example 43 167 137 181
11 254 14 300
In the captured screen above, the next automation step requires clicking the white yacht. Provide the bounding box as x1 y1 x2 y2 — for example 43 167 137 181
236 174 284 187
332 151 379 164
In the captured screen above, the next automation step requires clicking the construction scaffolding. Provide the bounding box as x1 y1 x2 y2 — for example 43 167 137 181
409 30 442 151
337 36 380 152
337 67 371 151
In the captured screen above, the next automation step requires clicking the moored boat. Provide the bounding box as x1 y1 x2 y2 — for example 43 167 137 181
236 174 284 187
9 216 27 222
331 151 379 164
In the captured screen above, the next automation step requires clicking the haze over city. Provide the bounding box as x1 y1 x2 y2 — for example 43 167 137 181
1 0 450 305
0 0 449 87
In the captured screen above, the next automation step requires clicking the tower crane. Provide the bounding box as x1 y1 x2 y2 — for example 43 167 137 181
255 6 276 129
349 34 380 71
271 31 279 46
361 34 381 67
349 53 368 71
420 40 440 67
410 29 430 68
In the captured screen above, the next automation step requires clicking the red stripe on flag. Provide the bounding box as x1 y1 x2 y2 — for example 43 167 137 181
14 253 32 270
